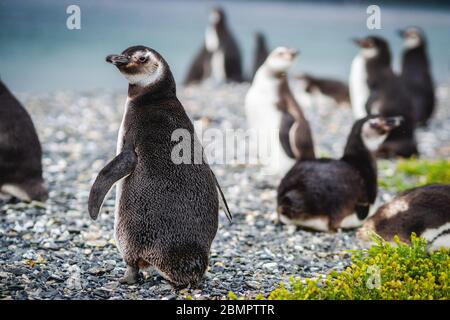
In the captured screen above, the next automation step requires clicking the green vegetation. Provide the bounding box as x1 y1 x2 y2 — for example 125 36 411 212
379 159 450 192
230 235 450 300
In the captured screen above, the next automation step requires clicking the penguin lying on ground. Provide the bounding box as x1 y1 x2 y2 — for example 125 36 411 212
245 47 315 176
277 115 402 232
295 73 350 107
251 32 269 81
184 7 243 85
88 46 231 287
0 80 47 202
399 27 435 127
350 36 418 158
358 184 450 251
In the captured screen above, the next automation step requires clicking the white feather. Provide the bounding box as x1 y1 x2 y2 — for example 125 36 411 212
349 54 369 119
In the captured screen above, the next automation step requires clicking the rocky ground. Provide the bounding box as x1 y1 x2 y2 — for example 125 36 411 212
0 83 449 300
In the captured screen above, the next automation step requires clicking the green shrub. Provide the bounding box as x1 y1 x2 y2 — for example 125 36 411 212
379 159 450 192
243 235 450 300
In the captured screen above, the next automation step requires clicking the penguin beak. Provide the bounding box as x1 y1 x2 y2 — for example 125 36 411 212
352 38 372 49
290 49 299 58
106 54 129 66
352 38 363 46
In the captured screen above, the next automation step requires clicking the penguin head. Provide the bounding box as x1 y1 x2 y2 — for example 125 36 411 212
265 47 299 74
209 7 226 26
106 46 170 88
399 27 425 49
360 116 403 151
353 36 390 62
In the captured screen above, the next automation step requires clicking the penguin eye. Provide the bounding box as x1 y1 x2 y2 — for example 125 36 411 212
138 56 148 63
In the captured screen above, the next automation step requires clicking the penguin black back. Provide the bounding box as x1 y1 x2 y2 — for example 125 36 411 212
359 184 450 251
399 27 435 126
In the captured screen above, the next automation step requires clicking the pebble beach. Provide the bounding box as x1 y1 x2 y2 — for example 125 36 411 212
0 82 449 300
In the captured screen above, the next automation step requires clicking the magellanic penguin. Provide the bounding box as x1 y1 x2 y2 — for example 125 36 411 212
0 80 48 202
251 32 269 80
295 74 350 107
358 184 450 252
184 7 243 85
245 47 315 176
350 36 418 158
88 46 231 287
277 116 403 232
399 27 435 127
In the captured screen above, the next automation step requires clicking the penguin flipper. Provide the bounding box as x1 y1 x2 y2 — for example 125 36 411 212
88 142 137 220
211 170 232 223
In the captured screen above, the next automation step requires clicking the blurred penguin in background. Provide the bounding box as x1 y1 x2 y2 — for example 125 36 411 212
350 36 418 158
399 27 435 127
0 79 48 203
295 74 350 108
245 47 315 176
251 32 269 80
184 7 243 85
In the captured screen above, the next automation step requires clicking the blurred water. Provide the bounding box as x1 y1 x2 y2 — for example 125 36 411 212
1 0 449 92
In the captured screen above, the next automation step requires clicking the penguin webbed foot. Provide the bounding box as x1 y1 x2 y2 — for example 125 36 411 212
119 266 141 285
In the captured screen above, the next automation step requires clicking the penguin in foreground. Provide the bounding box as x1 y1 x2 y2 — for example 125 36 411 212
0 80 48 202
350 36 418 158
295 74 350 107
88 46 231 287
277 116 402 232
184 7 243 85
251 32 269 80
245 47 315 176
358 184 450 251
399 27 435 127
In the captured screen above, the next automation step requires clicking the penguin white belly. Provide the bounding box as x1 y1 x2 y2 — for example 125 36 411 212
349 54 369 119
422 222 450 251
340 198 380 229
279 214 330 232
245 86 294 175
205 27 226 83
211 50 226 83
114 100 131 254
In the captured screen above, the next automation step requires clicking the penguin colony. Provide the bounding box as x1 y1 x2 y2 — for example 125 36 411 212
1 7 448 289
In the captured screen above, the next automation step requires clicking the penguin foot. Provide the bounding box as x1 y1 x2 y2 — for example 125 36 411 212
119 266 139 285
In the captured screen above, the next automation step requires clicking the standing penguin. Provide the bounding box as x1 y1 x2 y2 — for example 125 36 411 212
399 27 435 127
277 116 402 232
251 32 269 80
88 46 231 286
184 7 243 85
358 184 450 251
0 80 47 202
245 47 315 176
350 36 418 158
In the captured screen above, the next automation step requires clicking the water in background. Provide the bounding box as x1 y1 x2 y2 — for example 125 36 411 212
1 0 449 92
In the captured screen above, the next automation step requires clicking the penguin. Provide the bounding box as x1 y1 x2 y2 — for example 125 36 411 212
0 79 47 202
351 36 418 158
245 47 315 176
277 116 402 232
251 32 269 80
183 45 211 85
399 27 435 127
88 46 231 287
358 184 450 251
295 74 350 106
184 7 243 85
